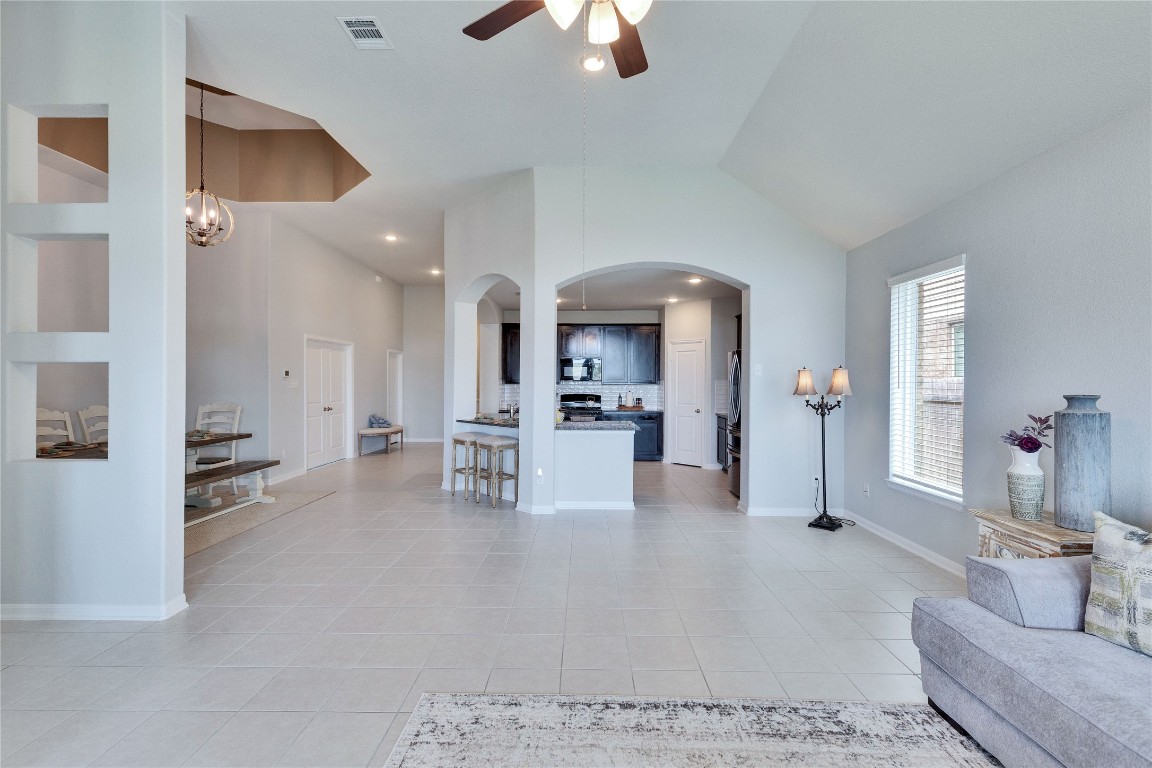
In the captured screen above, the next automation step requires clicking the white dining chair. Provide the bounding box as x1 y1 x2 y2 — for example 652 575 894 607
78 405 109 444
36 408 76 449
195 401 242 494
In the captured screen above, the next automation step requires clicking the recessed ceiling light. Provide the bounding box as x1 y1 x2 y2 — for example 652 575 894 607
581 52 605 72
430 268 441 275
687 277 703 284
667 297 679 303
384 234 398 242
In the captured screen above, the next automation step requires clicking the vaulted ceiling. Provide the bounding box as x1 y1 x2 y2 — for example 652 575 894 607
181 1 1151 286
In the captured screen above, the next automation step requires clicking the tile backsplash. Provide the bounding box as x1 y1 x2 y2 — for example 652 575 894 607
499 382 664 411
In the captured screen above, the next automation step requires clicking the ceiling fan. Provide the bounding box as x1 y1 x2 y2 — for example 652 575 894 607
464 0 651 78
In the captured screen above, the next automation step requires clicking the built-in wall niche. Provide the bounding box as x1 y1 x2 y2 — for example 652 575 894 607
37 117 109 203
37 239 109 332
36 362 109 458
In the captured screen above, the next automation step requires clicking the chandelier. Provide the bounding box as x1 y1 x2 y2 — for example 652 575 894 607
185 84 235 247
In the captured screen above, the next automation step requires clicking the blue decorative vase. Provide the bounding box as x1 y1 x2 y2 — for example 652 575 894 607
1054 395 1111 532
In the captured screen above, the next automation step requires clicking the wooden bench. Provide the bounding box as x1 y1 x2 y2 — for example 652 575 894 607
185 459 280 521
358 425 404 455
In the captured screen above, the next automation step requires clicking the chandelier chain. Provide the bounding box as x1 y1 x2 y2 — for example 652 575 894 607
198 86 206 192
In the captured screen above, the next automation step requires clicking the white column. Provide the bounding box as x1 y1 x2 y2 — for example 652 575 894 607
0 4 187 619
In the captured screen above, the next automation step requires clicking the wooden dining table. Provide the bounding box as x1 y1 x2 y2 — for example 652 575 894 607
185 432 253 507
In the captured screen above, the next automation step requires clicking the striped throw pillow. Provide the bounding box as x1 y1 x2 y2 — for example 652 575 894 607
1085 512 1152 656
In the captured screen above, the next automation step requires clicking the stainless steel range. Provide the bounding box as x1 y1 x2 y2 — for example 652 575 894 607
559 393 602 421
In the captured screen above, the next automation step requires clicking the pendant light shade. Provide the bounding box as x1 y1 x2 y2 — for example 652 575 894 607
545 0 583 30
612 0 652 25
587 0 620 44
185 85 235 247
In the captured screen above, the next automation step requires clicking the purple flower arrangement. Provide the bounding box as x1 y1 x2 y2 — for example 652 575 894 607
1001 414 1053 454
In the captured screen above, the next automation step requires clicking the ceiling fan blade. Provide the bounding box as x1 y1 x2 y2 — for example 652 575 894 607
608 4 648 78
463 1 547 40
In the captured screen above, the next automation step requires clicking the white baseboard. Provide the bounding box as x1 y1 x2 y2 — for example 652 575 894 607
700 463 722 471
403 438 444 443
555 501 635 510
520 503 556 515
2 593 188 621
742 506 834 517
269 468 306 485
847 511 965 578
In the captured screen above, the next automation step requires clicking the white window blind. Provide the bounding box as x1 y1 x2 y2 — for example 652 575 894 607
889 256 965 500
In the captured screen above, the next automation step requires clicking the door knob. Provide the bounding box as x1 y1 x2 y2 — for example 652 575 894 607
695 409 700 413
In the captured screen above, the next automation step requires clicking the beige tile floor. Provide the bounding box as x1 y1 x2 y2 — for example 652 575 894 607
1 444 966 767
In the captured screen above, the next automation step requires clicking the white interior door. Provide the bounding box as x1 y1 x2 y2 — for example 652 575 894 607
669 339 707 467
306 340 349 470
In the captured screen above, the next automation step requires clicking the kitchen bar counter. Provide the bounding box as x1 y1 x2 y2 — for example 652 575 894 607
457 418 518 428
554 425 635 510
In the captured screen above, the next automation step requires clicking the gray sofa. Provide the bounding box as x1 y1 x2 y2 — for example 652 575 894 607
912 555 1152 768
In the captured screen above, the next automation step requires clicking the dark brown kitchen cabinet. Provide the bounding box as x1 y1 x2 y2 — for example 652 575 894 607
558 326 584 357
501 323 520 384
628 325 660 384
601 326 629 383
581 326 602 357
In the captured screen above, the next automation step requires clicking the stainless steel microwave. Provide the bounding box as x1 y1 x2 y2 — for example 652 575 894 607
560 357 602 381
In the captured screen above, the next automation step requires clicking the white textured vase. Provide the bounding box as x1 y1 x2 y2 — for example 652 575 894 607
1007 447 1045 521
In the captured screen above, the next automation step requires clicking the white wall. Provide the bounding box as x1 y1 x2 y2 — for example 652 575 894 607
185 208 271 459
403 285 446 439
845 105 1152 567
2 2 187 619
267 221 403 480
444 167 847 514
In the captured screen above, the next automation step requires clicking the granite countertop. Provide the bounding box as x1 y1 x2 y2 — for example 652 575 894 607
457 418 519 428
601 409 663 414
556 421 639 431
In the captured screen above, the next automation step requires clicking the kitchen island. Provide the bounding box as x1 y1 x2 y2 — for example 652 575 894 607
555 421 638 510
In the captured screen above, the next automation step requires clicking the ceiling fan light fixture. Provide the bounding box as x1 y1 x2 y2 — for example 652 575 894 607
587 0 620 44
581 52 606 72
544 0 583 30
612 0 652 26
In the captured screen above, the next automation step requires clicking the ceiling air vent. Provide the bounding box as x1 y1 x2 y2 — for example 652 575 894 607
337 17 394 50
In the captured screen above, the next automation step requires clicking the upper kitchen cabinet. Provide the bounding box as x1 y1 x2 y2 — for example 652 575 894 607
501 323 520 384
598 324 661 384
558 324 603 358
558 326 584 357
602 326 629 383
628 325 660 383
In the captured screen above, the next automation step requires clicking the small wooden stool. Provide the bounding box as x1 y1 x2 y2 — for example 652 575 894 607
451 432 481 500
476 435 519 508
358 425 404 455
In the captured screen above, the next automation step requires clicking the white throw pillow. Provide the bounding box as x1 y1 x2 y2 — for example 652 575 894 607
1084 512 1152 656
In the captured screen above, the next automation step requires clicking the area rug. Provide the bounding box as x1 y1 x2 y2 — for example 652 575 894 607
184 491 332 556
384 694 999 767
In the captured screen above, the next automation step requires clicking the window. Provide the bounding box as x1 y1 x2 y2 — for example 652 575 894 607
889 255 965 501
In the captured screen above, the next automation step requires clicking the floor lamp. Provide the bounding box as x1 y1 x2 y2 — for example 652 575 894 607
794 366 852 531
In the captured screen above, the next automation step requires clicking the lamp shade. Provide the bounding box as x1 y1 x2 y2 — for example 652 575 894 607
613 0 653 25
827 366 852 397
587 0 620 43
793 368 818 397
544 0 583 30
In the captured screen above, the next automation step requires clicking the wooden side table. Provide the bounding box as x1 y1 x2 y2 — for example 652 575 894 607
970 509 1093 559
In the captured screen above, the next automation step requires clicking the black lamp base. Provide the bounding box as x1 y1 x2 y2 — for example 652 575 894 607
808 512 843 532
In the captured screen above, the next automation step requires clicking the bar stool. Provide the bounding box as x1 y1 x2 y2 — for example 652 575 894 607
451 432 481 500
476 435 519 508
